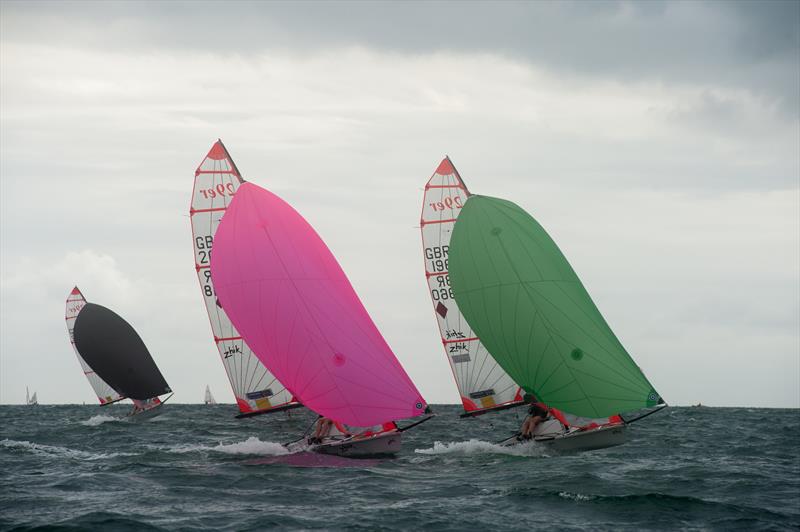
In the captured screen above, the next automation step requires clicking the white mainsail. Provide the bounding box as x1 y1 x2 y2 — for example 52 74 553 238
190 140 300 417
204 385 217 405
64 287 125 405
26 387 38 405
420 157 523 416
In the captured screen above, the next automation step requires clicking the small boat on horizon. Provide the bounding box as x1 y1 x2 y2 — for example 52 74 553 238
68 288 173 420
25 387 38 406
204 385 217 405
211 180 432 457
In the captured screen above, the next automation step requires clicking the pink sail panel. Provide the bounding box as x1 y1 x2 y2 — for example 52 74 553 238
211 183 427 427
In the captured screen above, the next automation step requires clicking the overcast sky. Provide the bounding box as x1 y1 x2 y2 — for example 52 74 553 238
1 0 798 408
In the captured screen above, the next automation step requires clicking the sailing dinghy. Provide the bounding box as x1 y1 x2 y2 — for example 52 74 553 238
422 158 664 452
204 385 217 405
190 140 301 418
65 287 126 405
26 387 38 406
72 301 173 420
211 182 432 457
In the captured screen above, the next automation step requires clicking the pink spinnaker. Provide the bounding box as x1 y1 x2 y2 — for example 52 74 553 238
211 182 427 427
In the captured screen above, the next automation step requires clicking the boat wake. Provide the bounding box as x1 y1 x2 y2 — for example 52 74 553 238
0 438 134 460
167 436 289 456
415 439 550 457
81 414 119 426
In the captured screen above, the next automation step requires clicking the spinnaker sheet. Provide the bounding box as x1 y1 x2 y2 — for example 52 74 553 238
190 140 300 416
420 158 523 415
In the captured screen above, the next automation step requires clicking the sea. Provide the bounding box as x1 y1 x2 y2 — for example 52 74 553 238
1 404 798 531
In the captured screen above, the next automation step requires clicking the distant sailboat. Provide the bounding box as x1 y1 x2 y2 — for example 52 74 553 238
65 287 126 405
190 140 301 418
26 387 38 406
72 301 173 420
204 385 217 405
211 182 432 456
423 157 665 451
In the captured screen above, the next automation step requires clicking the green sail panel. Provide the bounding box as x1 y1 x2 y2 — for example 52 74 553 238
448 195 660 418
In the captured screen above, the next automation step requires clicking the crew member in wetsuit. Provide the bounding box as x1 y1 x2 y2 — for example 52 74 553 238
519 394 550 440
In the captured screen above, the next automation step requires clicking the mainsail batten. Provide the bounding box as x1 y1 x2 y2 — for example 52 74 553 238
448 195 661 418
211 182 427 427
420 158 523 415
65 287 125 405
190 140 300 416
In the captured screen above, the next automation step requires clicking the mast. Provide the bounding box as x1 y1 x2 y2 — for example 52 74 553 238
190 140 301 418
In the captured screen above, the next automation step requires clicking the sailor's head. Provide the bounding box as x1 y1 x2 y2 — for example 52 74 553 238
523 393 537 404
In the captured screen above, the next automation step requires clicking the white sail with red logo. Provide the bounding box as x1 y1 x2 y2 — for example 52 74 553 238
420 157 524 416
190 140 301 417
64 287 125 405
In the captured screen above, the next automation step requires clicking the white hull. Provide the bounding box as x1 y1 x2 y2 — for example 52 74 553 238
500 422 626 452
126 401 166 422
286 431 402 458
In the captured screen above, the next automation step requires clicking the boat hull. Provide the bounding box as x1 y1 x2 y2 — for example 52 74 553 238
286 431 402 458
126 401 166 422
500 423 626 452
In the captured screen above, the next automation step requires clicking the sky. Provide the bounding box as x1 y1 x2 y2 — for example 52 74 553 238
1 0 798 408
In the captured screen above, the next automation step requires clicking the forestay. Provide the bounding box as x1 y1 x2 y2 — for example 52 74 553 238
64 287 125 405
420 158 523 415
191 140 299 416
448 195 661 418
211 183 428 427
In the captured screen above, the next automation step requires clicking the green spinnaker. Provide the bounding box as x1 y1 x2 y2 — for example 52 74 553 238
448 195 660 418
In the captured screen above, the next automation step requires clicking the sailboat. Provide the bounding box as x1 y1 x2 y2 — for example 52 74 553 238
72 301 173 420
422 157 664 452
190 140 302 418
204 385 217 405
25 387 38 406
65 287 126 405
211 182 432 457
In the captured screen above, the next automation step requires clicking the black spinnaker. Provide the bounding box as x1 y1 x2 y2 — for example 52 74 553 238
73 303 171 400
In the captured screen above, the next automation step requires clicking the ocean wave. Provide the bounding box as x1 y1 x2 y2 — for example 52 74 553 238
0 439 135 460
167 436 290 456
558 491 597 501
414 439 549 457
81 414 119 426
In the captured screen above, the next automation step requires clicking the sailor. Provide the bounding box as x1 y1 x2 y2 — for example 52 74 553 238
519 393 550 440
308 417 351 444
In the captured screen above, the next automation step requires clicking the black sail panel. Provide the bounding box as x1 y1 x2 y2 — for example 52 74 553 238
73 303 171 400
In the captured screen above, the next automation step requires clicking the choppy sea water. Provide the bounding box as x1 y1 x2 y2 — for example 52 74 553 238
1 404 798 531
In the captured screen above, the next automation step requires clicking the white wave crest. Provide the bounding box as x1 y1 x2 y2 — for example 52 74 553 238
558 491 596 501
0 439 135 460
414 439 549 457
168 436 289 456
81 414 119 426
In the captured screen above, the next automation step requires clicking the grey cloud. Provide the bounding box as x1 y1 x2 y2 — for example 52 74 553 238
2 1 798 116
